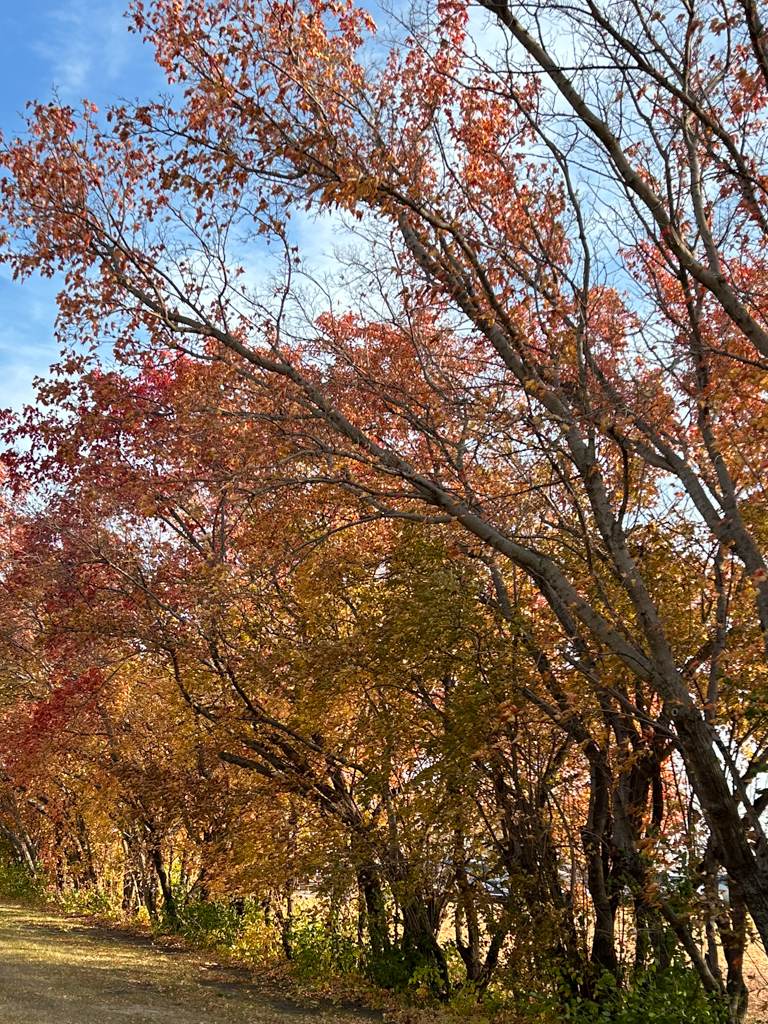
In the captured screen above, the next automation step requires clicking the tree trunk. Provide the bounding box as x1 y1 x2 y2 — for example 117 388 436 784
122 831 157 921
677 710 768 955
148 838 177 925
454 864 484 985
719 878 749 1024
357 863 390 959
400 896 450 993
582 753 617 973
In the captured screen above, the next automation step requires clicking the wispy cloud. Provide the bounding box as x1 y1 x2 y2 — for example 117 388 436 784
0 271 61 412
0 1 168 412
33 0 158 101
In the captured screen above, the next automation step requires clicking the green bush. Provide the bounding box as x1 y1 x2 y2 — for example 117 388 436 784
167 895 254 946
362 938 431 991
538 965 728 1024
289 911 361 978
0 858 47 901
57 887 116 917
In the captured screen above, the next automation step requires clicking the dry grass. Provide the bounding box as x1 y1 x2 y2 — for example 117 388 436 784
0 901 383 1024
744 940 768 1023
10 897 766 1024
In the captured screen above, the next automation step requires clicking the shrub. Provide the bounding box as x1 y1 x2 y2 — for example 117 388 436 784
289 909 361 978
0 858 47 902
167 895 252 946
538 965 728 1024
57 887 116 917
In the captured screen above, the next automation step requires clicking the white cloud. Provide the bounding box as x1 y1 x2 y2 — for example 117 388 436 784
0 1 170 414
33 0 158 101
0 273 61 412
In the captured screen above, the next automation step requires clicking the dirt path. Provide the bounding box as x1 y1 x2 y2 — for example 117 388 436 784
0 903 384 1024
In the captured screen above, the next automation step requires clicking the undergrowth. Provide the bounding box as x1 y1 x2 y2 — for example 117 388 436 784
0 859 47 902
0 862 732 1024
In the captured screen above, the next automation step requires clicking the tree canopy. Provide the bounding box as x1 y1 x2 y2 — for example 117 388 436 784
1 0 768 1019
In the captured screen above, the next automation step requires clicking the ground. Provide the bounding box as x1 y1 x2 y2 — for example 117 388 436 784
6 898 768 1024
746 941 768 1023
0 903 384 1024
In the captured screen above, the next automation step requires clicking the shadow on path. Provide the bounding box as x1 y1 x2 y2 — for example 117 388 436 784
0 903 384 1024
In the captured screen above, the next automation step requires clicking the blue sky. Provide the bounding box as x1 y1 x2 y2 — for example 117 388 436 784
0 1 347 415
0 1 168 411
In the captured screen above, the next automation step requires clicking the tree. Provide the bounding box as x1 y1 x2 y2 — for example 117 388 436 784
3 0 768 1014
0 414 589 987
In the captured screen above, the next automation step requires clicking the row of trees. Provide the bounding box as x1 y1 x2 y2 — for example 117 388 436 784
0 0 767 1017
0 403 743 1003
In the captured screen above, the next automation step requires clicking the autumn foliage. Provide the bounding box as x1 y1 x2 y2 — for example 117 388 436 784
1 0 768 1018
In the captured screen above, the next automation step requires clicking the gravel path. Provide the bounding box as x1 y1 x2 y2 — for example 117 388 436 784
0 903 383 1024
